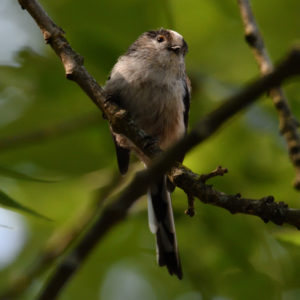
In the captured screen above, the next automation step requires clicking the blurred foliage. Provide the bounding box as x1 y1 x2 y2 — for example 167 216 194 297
0 188 51 220
1 0 300 299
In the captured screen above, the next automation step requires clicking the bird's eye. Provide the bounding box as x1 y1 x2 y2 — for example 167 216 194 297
157 35 165 43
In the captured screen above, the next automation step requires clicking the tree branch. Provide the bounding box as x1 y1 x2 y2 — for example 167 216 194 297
14 0 300 299
170 164 300 229
237 0 300 189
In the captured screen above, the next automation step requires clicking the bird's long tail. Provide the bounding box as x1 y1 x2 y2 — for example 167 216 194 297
147 175 182 279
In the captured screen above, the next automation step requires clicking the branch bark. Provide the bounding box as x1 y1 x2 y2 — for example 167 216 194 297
237 0 300 189
13 0 300 299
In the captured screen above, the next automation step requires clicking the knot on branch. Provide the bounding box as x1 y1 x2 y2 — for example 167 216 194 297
259 196 288 225
279 117 300 135
225 193 243 215
64 53 84 80
43 27 65 44
245 32 258 47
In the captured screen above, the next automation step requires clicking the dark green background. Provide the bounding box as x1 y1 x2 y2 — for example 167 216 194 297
1 0 300 299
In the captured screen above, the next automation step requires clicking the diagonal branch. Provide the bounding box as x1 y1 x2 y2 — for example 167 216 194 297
237 0 300 189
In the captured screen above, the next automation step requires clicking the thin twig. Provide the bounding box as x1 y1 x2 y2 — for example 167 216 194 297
170 164 300 229
185 193 195 217
199 166 228 182
237 0 300 189
0 112 100 152
186 166 228 217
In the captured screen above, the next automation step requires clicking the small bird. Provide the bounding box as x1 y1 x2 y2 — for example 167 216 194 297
104 29 190 279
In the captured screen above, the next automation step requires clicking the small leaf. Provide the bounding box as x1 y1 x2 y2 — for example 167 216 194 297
0 166 58 183
275 230 300 247
0 189 52 221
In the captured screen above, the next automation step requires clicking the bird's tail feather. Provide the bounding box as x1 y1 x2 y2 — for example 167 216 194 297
147 175 182 279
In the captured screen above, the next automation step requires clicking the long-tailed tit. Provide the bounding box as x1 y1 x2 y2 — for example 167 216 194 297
104 29 190 279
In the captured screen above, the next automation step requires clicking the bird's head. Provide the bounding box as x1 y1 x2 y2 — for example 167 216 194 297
126 29 188 67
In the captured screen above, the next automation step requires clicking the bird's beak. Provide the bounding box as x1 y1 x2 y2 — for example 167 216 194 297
168 45 181 53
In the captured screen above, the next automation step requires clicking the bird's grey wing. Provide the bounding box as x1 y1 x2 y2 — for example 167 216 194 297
107 92 131 175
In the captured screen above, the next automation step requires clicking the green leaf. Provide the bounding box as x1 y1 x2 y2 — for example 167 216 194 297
0 166 58 183
275 230 300 247
0 189 52 221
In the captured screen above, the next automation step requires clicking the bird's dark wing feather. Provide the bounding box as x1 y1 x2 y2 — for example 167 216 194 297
112 136 130 175
183 76 191 132
108 92 131 175
178 76 191 164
